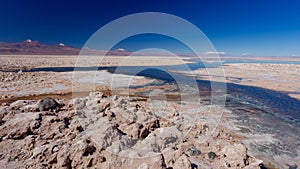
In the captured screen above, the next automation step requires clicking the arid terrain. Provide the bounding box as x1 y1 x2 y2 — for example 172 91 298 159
0 92 265 168
2 0 300 168
0 55 190 101
174 63 300 100
0 55 300 168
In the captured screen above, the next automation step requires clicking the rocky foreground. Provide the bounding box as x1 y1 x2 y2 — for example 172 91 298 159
0 92 264 169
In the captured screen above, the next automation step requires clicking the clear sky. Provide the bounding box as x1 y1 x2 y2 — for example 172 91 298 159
0 0 299 56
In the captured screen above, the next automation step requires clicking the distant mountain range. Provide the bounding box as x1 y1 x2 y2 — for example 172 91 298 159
0 40 80 55
0 40 149 56
0 40 182 56
0 40 235 57
1 40 298 58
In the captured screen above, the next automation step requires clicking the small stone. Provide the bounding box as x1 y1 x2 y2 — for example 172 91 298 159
259 163 268 169
99 156 106 163
60 156 72 168
86 158 93 167
188 147 201 156
10 100 27 108
30 120 41 130
98 101 110 112
83 145 96 156
24 103 39 112
288 164 298 169
208 151 217 160
52 145 59 153
1 102 9 106
112 95 118 101
139 127 150 138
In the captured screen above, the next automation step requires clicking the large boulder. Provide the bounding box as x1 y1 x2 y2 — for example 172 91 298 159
38 97 61 111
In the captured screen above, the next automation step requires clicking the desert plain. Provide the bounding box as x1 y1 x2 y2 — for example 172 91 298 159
0 54 299 169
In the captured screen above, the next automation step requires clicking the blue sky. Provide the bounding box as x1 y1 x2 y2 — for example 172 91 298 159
0 0 299 56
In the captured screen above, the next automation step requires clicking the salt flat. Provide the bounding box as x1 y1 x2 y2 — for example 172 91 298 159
0 55 192 71
175 63 300 100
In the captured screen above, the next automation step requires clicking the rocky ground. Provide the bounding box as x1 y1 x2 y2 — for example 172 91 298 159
0 92 264 169
0 71 71 99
